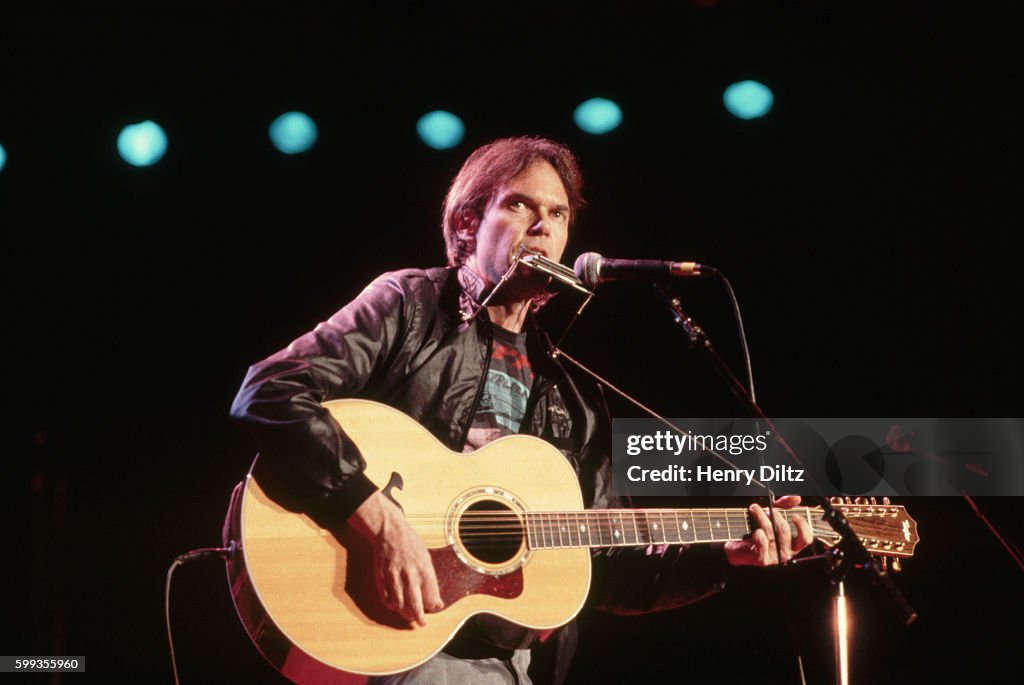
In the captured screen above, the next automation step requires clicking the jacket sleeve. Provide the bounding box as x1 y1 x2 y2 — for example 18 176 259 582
229 273 413 528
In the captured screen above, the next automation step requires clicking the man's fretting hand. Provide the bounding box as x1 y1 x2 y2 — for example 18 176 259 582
348 491 445 625
723 495 814 566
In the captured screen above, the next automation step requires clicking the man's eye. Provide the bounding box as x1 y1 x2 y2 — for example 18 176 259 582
509 201 525 209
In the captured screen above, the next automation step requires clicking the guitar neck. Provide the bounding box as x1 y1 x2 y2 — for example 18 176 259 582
525 507 817 550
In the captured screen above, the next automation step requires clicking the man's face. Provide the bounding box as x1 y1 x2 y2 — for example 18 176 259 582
461 160 571 297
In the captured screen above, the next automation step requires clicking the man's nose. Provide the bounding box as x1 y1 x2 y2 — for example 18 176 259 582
527 214 551 235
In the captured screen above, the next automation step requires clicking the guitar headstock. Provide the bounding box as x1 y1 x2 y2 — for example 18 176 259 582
810 497 920 572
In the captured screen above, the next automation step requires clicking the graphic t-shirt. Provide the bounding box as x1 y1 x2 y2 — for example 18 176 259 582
463 326 534 451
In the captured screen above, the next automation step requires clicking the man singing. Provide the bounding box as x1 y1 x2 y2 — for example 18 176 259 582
229 136 811 684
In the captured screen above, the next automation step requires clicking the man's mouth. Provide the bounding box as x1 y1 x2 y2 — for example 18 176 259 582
518 244 547 257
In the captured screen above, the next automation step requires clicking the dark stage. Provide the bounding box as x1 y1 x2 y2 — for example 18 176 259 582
3 1 1021 683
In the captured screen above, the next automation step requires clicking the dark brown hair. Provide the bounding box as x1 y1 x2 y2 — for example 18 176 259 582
442 136 585 267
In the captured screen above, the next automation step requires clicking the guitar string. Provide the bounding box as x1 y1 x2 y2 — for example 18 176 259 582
401 509 901 519
402 519 909 549
383 509 907 546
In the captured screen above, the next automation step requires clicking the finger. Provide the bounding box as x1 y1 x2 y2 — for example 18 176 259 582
751 527 776 565
750 503 773 532
773 507 793 561
374 563 391 604
792 512 814 552
404 570 426 626
387 568 405 612
774 494 802 509
750 503 775 547
421 565 444 613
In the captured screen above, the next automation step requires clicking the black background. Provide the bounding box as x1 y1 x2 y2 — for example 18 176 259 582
2 1 1021 683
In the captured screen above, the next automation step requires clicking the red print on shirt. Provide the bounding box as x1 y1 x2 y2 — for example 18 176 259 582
492 341 531 372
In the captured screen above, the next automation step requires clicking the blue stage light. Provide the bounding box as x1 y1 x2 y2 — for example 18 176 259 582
0 143 6 174
573 98 622 134
269 111 319 155
416 111 464 150
723 80 774 120
116 120 168 167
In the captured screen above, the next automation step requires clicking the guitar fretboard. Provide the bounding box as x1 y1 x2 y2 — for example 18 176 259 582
524 508 814 549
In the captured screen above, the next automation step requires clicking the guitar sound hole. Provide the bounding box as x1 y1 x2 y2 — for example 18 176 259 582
458 500 523 565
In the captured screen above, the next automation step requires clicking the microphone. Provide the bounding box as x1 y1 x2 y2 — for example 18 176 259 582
573 252 714 289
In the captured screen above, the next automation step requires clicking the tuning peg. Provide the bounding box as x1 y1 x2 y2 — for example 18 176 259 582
882 496 891 505
892 558 902 572
854 497 865 504
831 497 842 505
845 497 852 504
870 496 878 505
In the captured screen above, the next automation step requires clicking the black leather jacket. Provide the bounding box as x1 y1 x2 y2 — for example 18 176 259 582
230 266 730 666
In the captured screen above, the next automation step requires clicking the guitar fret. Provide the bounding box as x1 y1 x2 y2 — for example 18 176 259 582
677 510 696 543
589 512 601 546
709 510 727 541
598 511 613 546
709 511 721 540
636 512 652 545
614 511 630 544
651 511 666 545
662 511 682 544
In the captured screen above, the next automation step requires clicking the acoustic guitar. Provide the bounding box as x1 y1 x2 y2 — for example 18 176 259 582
226 399 918 683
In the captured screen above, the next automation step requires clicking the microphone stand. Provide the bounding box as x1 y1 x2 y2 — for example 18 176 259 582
651 283 918 685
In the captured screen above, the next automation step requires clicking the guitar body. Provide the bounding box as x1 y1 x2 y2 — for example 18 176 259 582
228 399 591 682
227 399 920 683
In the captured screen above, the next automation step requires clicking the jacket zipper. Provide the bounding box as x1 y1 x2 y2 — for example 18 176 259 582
456 317 494 449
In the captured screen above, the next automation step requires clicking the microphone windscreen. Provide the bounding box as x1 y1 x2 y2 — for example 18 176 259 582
573 252 602 289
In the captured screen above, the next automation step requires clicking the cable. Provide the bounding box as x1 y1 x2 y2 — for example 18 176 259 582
165 544 235 685
712 268 812 684
714 269 757 405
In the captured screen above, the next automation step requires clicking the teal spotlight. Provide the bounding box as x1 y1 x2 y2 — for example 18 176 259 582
117 120 168 167
416 111 464 150
0 143 6 173
573 98 622 134
723 80 774 120
269 111 318 154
